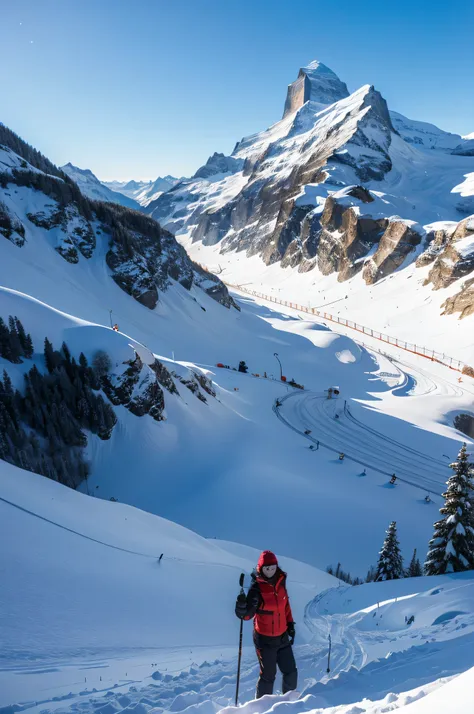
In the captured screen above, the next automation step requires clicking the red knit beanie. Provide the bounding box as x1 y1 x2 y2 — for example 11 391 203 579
258 550 278 569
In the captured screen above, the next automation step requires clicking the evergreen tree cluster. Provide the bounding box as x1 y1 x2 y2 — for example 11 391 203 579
0 169 92 221
0 315 33 363
0 328 117 489
425 444 474 575
0 123 65 179
326 562 363 585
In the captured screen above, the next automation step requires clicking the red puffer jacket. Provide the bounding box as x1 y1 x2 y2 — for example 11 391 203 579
244 569 293 637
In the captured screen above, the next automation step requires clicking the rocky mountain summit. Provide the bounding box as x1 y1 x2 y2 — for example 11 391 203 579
147 60 474 318
282 60 349 117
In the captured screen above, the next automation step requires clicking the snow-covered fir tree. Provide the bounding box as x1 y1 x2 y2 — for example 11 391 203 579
424 444 474 575
375 521 404 581
406 548 423 577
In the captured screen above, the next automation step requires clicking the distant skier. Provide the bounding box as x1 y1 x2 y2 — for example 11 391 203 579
235 551 297 699
158 553 163 564
238 360 248 374
276 399 282 408
424 494 431 503
339 452 345 461
304 429 311 435
361 468 367 476
390 474 397 485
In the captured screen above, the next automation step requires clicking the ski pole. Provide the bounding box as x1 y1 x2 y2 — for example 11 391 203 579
327 633 332 673
235 572 245 706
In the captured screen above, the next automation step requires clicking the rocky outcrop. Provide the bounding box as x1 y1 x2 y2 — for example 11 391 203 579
454 413 474 438
283 61 349 117
280 189 392 282
0 200 25 246
26 204 95 264
103 352 177 421
424 216 474 290
442 277 474 319
172 369 216 404
416 224 456 267
363 220 422 284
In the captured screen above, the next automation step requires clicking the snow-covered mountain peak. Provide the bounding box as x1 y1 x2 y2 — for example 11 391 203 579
61 162 140 210
283 59 350 118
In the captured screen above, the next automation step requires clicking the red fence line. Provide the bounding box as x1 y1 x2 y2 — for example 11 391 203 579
223 281 473 377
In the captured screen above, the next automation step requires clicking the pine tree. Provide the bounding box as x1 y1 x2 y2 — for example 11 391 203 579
15 317 27 350
23 333 34 359
8 316 23 362
79 352 88 369
61 341 71 363
406 548 423 577
424 444 474 575
375 521 404 581
44 337 55 373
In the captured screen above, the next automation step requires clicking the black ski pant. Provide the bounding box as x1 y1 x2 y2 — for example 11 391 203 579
254 631 297 698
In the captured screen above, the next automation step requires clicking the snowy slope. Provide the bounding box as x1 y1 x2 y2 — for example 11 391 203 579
3 117 474 714
389 110 465 152
3 468 474 714
0 460 336 706
61 163 140 209
1 272 472 581
1 125 473 579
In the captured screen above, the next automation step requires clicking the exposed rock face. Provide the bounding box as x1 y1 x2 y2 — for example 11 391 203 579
172 369 216 404
363 220 422 285
103 353 176 421
181 87 394 273
144 60 473 305
26 204 95 264
424 216 474 290
0 200 25 246
416 224 456 267
280 189 409 284
454 413 474 438
442 277 474 319
283 61 349 118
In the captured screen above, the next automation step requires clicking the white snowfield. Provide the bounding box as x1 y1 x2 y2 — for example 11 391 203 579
2 462 474 713
2 143 474 712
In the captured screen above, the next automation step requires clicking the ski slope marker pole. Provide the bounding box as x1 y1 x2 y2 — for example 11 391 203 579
327 634 332 673
235 572 245 706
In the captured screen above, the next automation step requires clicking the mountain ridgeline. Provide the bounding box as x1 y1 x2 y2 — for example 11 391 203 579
0 123 237 311
146 60 474 319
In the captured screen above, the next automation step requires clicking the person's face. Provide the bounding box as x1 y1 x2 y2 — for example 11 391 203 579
262 564 277 578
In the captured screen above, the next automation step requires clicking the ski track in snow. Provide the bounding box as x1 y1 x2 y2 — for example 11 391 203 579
274 390 449 495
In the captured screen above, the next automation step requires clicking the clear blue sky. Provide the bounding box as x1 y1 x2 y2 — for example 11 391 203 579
2 0 473 180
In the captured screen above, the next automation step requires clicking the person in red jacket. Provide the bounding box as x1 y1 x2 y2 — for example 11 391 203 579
235 550 297 698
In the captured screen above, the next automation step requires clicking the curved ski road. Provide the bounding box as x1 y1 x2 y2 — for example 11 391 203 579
274 392 448 495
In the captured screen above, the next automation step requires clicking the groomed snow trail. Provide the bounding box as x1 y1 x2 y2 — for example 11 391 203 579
274 391 449 495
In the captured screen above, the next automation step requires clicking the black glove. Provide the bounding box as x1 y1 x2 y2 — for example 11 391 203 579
287 622 295 645
235 593 247 619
